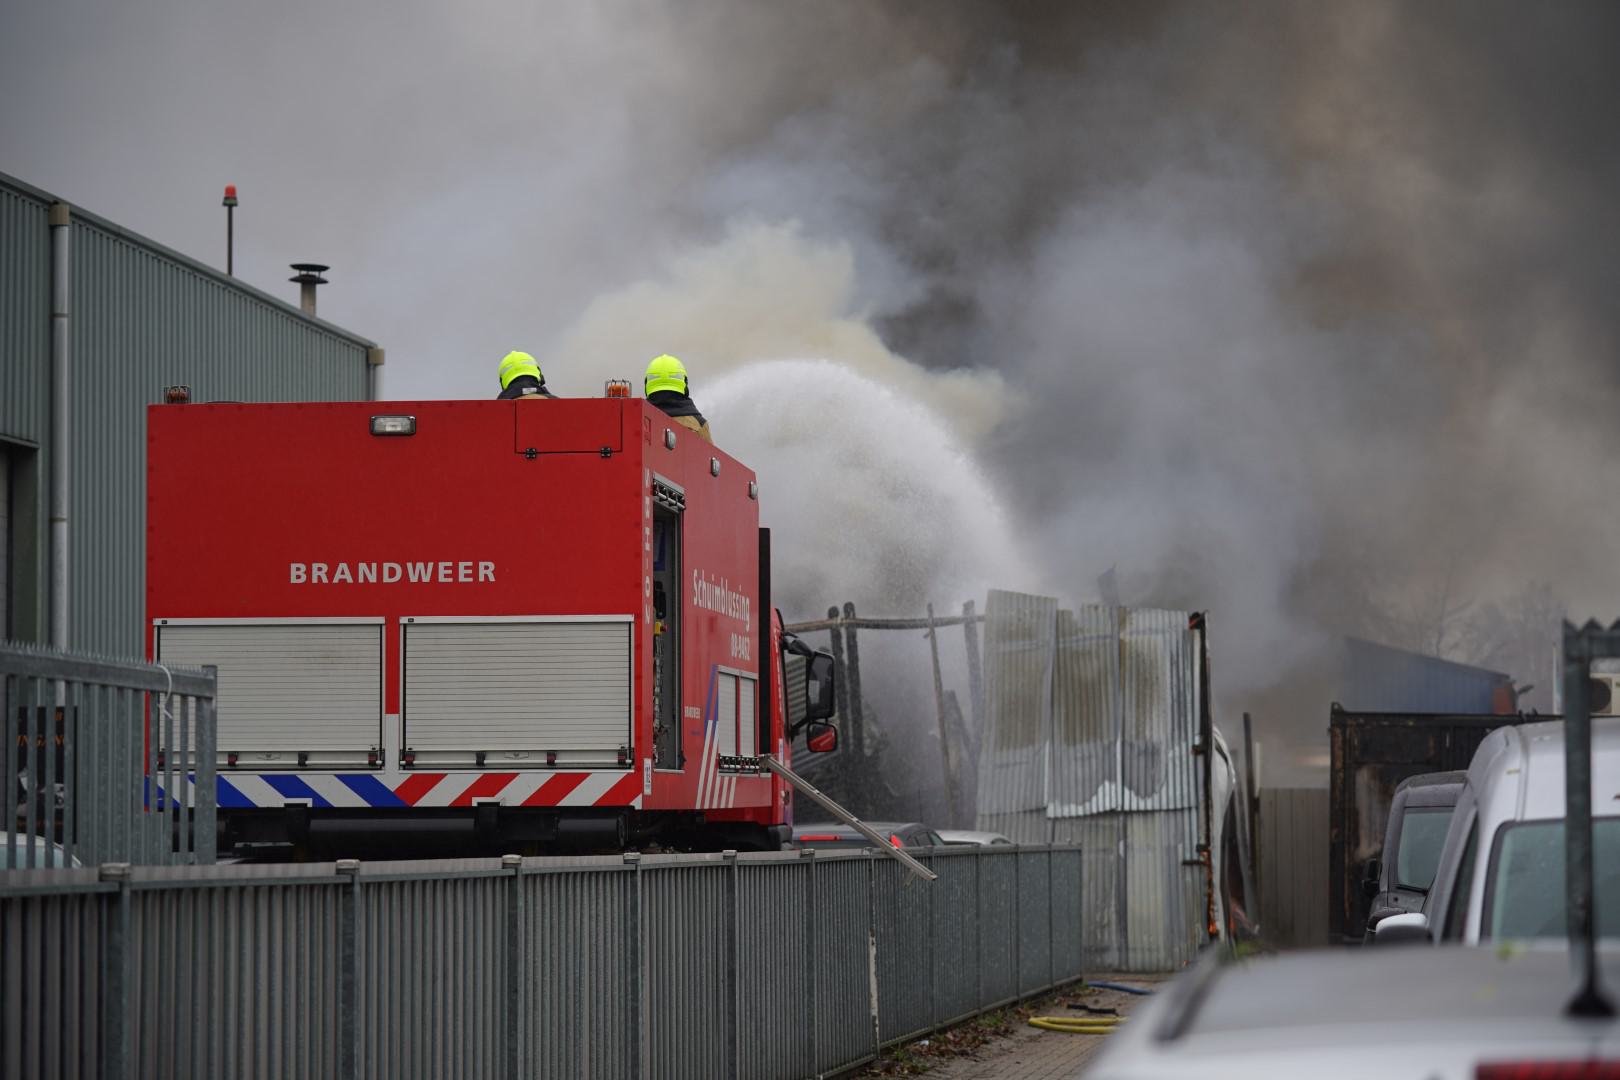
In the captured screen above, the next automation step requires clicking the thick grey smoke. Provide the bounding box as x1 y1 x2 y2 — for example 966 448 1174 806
7 1 1618 779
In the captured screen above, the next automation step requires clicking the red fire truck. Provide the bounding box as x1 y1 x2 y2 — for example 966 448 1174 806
146 396 838 855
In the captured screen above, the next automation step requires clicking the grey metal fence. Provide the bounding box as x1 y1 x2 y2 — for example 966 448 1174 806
1 640 217 869
0 845 1083 1080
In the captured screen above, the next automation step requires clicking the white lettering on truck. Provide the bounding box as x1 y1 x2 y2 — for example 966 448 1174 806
289 561 497 584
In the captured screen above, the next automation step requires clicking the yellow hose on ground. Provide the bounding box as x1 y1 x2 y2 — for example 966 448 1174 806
1028 1016 1124 1034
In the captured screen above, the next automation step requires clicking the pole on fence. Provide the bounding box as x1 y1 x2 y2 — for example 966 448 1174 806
504 854 525 1080
962 600 984 757
196 668 218 864
843 602 866 755
101 862 132 1080
925 603 962 827
336 859 361 1080
725 849 741 1080
826 607 851 730
628 852 648 1080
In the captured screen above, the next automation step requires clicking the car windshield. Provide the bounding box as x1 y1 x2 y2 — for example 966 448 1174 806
1485 818 1620 940
1395 807 1454 890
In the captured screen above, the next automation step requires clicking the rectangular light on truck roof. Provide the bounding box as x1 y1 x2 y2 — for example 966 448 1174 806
370 415 416 436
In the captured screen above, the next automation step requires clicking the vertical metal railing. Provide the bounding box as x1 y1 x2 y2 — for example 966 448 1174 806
1 640 216 869
0 844 1082 1080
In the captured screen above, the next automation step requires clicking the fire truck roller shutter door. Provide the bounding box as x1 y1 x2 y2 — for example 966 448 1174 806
155 622 384 765
402 619 632 766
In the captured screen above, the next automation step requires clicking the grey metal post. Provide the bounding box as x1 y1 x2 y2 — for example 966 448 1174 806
196 668 218 864
925 603 961 826
962 600 984 744
843 603 865 755
336 859 361 1079
826 607 851 727
1562 621 1615 1017
627 851 647 1080
101 862 132 1080
503 854 525 1080
725 849 740 1080
48 202 70 653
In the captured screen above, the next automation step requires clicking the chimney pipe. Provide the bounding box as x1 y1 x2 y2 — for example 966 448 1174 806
289 263 329 316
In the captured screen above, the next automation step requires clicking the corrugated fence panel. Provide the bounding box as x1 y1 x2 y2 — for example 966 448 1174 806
1015 850 1052 995
1121 810 1202 972
874 855 934 1044
645 860 731 1080
68 217 373 658
1052 814 1120 970
0 878 107 1080
1050 605 1119 816
977 590 1057 817
524 862 637 1080
1258 787 1329 948
929 850 981 1025
976 848 1018 1007
358 873 508 1080
737 857 812 1080
813 854 874 1075
1049 848 1085 983
1117 607 1199 813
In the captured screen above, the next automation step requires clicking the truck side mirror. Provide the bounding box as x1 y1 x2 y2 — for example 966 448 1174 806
1371 911 1429 945
803 651 836 722
1362 857 1382 898
806 721 838 753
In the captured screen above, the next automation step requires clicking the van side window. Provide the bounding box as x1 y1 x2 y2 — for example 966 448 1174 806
1442 820 1479 942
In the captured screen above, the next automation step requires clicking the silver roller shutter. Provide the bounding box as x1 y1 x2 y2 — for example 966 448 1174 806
717 673 738 757
156 623 383 761
737 676 757 757
403 620 631 755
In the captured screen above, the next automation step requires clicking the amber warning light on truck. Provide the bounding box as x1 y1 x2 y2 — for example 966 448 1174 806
289 560 497 584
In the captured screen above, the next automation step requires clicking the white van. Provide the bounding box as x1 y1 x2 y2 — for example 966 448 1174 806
1387 716 1620 945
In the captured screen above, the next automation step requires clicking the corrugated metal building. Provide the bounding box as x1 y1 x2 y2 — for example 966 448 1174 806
1 171 381 656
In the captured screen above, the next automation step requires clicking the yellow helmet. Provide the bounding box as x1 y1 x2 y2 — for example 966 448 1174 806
644 353 689 396
498 351 543 390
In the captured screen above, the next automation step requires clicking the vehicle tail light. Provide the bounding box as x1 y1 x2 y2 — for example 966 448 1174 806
889 834 903 849
798 834 841 842
1478 1063 1620 1080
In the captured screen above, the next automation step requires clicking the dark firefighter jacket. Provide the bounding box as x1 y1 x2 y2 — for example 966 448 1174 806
648 390 712 443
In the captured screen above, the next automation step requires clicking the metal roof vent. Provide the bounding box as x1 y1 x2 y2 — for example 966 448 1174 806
289 263 329 316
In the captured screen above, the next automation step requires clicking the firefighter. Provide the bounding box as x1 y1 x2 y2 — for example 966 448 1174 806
644 354 711 442
497 351 554 400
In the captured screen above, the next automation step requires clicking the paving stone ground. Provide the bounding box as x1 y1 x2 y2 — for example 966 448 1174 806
914 977 1164 1080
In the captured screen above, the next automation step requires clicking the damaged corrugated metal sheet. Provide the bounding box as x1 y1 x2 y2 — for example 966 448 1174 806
977 589 1206 971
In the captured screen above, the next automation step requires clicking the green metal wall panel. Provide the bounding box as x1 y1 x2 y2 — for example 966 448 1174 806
0 182 51 446
0 180 53 642
1 171 377 656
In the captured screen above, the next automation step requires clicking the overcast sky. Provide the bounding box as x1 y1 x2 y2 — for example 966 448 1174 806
6 2 1619 752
